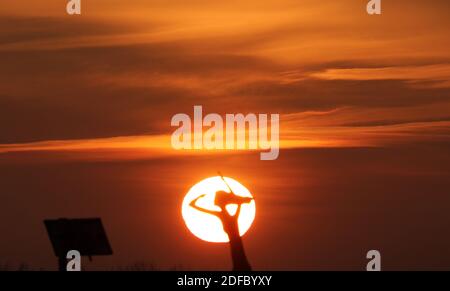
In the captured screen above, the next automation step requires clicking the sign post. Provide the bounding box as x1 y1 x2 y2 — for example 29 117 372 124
44 218 113 271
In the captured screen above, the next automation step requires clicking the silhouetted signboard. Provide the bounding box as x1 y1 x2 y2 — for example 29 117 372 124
44 218 113 259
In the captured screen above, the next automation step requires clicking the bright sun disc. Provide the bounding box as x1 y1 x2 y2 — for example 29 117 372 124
182 176 256 243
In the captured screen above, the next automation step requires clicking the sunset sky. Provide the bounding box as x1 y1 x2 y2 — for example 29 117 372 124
0 1 449 270
1 0 449 150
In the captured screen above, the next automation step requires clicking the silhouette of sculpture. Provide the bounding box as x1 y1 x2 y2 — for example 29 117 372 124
189 191 253 271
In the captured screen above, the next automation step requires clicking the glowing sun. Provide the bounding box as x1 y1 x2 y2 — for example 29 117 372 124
182 176 256 243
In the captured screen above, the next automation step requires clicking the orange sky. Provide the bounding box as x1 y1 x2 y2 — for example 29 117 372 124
0 0 449 155
1 1 450 271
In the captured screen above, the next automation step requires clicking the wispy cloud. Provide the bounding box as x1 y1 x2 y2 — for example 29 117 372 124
310 64 450 88
0 0 449 151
